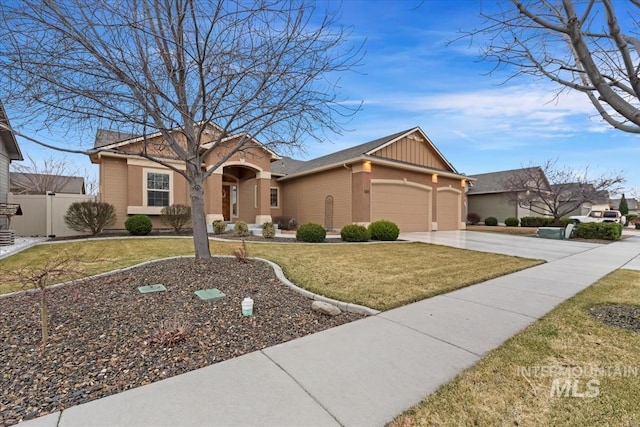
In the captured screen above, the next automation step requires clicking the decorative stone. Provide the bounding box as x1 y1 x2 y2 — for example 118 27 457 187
312 301 341 316
138 284 166 293
195 288 225 301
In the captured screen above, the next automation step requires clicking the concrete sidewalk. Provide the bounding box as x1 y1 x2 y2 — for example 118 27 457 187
20 235 640 427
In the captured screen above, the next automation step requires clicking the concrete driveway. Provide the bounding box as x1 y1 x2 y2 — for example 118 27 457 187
400 230 602 262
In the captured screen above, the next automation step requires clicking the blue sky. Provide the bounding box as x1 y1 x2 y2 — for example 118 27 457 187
8 0 639 195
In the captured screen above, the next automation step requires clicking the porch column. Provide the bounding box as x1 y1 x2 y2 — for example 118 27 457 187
255 171 272 224
351 161 371 224
205 166 224 226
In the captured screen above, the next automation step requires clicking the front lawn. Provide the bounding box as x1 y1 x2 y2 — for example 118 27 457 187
467 225 538 235
391 269 640 426
0 238 542 311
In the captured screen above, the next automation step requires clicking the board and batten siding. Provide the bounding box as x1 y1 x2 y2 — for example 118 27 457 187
370 135 448 170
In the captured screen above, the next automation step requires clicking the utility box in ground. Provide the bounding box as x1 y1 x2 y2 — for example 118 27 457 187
536 227 564 240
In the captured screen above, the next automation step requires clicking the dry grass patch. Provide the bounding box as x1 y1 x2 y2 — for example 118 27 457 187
391 269 640 427
0 238 238 294
468 225 538 235
1 239 540 312
248 242 541 310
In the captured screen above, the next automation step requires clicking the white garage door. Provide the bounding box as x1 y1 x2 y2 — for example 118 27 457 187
436 190 460 230
371 182 430 232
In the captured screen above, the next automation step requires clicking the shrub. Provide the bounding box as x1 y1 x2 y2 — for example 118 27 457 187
125 214 152 236
520 216 554 227
467 212 481 225
212 220 227 234
504 217 519 227
575 222 622 240
273 216 298 230
340 224 370 242
368 220 400 241
484 216 498 226
559 217 576 227
233 221 250 237
619 194 629 216
296 223 326 243
160 204 191 234
636 223 640 230
262 222 276 238
64 201 116 235
625 214 637 225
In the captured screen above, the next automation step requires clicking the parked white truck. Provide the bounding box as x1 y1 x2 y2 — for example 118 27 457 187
569 209 626 224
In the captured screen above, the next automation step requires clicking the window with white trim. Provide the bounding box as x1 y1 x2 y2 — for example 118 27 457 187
270 187 279 208
146 171 170 207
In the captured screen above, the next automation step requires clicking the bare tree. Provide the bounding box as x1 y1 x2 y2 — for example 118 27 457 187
0 0 362 259
10 155 85 194
465 0 640 133
504 159 625 220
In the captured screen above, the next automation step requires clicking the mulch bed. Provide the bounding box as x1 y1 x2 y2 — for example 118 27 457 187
0 257 363 426
590 304 640 334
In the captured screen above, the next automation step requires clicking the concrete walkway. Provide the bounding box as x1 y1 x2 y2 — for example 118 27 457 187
19 234 640 427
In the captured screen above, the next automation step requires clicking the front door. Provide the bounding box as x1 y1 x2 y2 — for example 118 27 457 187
222 185 231 221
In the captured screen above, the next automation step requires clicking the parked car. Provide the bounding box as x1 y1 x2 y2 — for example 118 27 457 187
569 209 626 224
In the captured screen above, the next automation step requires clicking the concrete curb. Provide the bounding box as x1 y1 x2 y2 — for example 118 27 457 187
0 255 381 316
254 257 381 316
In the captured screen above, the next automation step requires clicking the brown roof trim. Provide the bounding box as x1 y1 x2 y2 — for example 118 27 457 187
276 154 473 182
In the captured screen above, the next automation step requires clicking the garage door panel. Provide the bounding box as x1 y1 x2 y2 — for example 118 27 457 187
436 191 459 231
371 183 430 232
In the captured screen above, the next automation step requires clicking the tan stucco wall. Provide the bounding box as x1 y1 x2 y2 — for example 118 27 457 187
468 193 518 223
99 157 129 229
238 177 257 223
279 167 351 229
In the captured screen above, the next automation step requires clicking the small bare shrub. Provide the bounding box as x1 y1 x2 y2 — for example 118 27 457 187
233 240 250 263
64 201 116 235
150 316 192 347
160 204 191 234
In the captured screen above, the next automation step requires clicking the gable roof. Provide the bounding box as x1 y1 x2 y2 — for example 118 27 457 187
94 129 136 148
610 197 638 210
550 182 610 204
278 127 461 180
468 167 546 195
271 157 307 176
0 100 23 161
10 172 86 194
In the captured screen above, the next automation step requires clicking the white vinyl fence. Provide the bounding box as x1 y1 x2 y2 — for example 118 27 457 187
8 192 96 237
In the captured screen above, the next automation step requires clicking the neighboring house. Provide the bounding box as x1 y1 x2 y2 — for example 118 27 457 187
10 172 86 195
467 167 550 222
550 182 610 217
90 125 472 232
610 197 639 215
0 100 23 229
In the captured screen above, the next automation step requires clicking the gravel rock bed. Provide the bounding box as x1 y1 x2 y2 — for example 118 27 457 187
210 232 344 243
590 304 640 333
0 257 363 426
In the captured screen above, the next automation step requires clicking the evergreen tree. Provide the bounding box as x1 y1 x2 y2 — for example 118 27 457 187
619 194 629 215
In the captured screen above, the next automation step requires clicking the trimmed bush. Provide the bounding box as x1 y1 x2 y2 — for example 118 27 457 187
559 217 576 227
626 214 637 225
575 222 622 240
296 223 326 243
368 220 400 241
520 216 554 227
233 221 250 237
504 217 519 227
125 214 152 236
212 220 226 234
160 204 191 234
340 224 370 242
64 201 116 236
467 212 481 225
484 216 498 226
262 222 276 239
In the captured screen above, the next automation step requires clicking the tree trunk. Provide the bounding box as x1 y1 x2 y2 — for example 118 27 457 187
188 163 211 260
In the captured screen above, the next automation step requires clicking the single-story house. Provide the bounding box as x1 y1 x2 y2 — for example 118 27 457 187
610 197 639 216
550 182 610 217
467 167 550 222
90 125 472 232
0 100 23 229
10 172 86 195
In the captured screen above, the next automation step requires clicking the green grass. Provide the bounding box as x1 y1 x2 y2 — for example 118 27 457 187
391 269 640 426
468 225 538 235
0 238 541 311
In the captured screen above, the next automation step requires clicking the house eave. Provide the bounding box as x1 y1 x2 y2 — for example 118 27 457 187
277 155 473 182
